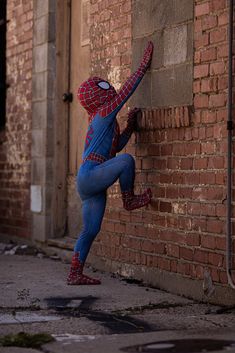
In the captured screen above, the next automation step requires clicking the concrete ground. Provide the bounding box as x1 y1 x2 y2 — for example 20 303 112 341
0 245 235 353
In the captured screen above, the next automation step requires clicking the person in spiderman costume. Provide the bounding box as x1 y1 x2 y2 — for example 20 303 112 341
67 41 154 285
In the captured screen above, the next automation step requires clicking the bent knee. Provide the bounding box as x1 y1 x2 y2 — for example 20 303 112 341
121 153 135 167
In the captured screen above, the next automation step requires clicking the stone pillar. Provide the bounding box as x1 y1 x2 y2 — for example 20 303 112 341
31 0 56 242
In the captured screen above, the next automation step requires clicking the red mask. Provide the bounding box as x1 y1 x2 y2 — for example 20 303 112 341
77 77 117 116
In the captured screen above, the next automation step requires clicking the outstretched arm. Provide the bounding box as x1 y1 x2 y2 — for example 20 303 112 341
98 41 154 118
117 108 140 152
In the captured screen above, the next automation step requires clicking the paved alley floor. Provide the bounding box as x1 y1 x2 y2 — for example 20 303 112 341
0 247 235 353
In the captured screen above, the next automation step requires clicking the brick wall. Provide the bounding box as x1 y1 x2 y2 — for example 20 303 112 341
0 0 33 239
192 0 232 284
90 0 235 288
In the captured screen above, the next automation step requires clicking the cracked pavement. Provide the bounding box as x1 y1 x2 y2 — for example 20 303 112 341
0 248 235 353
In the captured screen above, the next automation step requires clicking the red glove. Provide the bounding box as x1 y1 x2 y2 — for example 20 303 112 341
127 108 141 131
140 41 154 71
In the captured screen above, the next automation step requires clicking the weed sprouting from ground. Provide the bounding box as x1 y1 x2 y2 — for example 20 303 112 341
0 332 54 348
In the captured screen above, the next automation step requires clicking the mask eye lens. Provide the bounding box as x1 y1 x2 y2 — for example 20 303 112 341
98 81 110 90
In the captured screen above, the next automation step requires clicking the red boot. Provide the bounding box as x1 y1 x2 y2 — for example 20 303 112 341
67 253 101 285
122 188 152 211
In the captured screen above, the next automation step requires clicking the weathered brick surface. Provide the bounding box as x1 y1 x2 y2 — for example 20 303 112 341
0 0 33 238
90 0 235 287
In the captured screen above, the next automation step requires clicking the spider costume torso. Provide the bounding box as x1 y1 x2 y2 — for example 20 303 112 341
79 69 145 165
67 42 154 285
83 115 120 163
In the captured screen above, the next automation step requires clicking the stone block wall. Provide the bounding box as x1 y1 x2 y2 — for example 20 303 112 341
131 0 194 108
0 0 33 239
90 0 235 294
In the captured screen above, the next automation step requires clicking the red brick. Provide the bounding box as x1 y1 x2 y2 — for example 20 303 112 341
219 271 228 284
194 19 202 33
165 185 179 198
201 234 216 249
180 247 194 261
194 157 208 170
210 61 226 75
218 12 228 26
194 94 209 108
208 252 224 267
218 75 228 90
201 78 217 93
194 50 201 64
103 221 115 232
217 44 228 58
141 239 154 253
198 126 206 140
216 236 229 250
206 187 225 201
201 203 216 216
170 260 178 272
217 140 227 154
177 261 191 276
142 158 153 170
215 172 226 185
194 249 208 264
184 172 200 185
194 64 209 78
200 172 216 185
206 124 214 137
211 268 220 282
201 15 217 30
154 242 166 254
187 202 201 216
216 204 226 217
114 222 126 234
160 144 173 156
201 110 216 124
159 201 172 213
209 93 227 108
170 172 182 185
154 159 167 170
207 219 224 234
173 143 185 156
186 233 200 246
192 218 207 232
195 2 210 17
166 244 180 258
210 0 227 12
201 47 217 62
146 255 154 267
201 141 216 154
122 1 131 13
158 257 171 271
193 80 201 93
195 32 209 48
210 28 227 44
181 158 193 170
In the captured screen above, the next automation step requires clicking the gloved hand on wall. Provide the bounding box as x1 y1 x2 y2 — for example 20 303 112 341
140 41 154 72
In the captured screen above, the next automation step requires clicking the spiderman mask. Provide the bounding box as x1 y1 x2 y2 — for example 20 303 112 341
77 77 117 116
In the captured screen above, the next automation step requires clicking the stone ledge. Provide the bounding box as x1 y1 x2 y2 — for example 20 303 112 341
139 105 193 130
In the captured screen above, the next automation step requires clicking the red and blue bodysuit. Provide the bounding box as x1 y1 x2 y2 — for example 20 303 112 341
67 42 154 285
